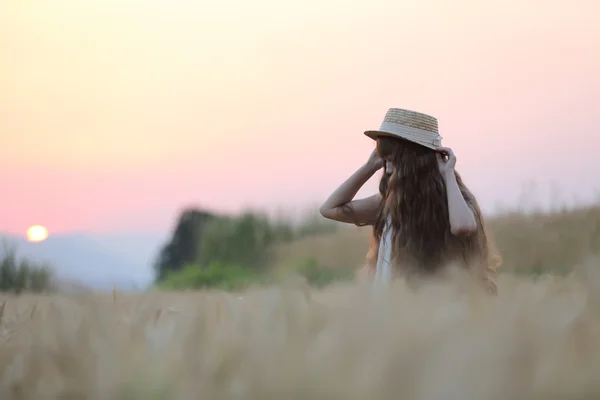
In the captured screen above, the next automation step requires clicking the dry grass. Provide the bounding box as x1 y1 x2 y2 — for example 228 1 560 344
0 264 600 399
2 205 600 399
274 226 371 270
274 204 600 274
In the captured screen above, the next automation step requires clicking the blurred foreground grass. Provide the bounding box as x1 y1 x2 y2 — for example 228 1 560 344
1 205 600 398
2 266 600 399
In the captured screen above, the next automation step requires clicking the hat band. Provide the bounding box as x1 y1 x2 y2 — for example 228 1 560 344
379 121 442 146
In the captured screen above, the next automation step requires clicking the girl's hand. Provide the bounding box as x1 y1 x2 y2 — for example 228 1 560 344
366 149 384 171
436 147 457 174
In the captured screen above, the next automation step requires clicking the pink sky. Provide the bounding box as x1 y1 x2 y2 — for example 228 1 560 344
1 0 599 236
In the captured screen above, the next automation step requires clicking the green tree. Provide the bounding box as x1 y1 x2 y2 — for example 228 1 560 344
154 208 217 281
0 242 54 293
200 211 275 270
0 245 18 291
15 259 31 294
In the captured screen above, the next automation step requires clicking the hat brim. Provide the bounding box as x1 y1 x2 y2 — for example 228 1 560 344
364 130 441 150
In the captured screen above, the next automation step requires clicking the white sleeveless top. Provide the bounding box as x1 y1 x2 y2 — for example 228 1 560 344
374 217 393 286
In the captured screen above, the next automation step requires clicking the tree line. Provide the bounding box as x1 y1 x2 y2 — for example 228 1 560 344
0 243 54 293
153 208 347 290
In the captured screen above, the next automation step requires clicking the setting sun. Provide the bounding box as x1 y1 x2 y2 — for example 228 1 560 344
26 225 49 242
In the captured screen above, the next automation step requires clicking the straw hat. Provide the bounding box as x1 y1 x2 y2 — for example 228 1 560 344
364 108 443 150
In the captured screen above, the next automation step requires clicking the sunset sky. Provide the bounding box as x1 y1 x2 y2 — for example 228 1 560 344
1 0 599 236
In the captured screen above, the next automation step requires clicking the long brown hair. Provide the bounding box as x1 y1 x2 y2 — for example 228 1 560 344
366 137 498 283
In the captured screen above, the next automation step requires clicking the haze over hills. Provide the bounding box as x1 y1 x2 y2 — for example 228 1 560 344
0 232 168 291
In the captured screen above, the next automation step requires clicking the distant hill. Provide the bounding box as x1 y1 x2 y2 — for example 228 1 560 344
0 232 168 291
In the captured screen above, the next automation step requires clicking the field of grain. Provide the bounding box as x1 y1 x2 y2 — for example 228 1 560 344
2 260 600 399
2 206 600 399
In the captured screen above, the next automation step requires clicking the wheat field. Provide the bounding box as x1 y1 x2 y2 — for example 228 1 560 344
2 259 600 399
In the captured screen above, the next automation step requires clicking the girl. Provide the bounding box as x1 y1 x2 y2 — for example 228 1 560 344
320 108 497 292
